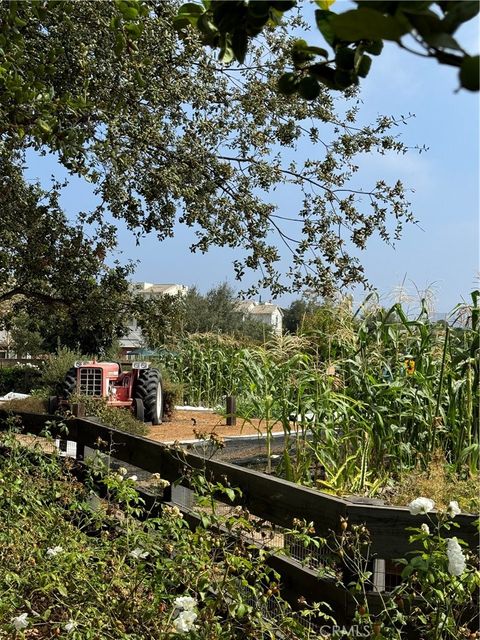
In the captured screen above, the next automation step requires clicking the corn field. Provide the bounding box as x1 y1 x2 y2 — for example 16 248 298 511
155 292 479 491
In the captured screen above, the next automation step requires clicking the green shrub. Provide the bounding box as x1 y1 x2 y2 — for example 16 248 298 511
71 395 149 437
40 347 81 395
0 365 43 395
163 379 182 419
0 429 317 639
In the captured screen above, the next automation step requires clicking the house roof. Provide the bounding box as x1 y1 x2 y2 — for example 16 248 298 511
250 304 283 316
234 301 255 312
133 282 188 295
234 301 283 316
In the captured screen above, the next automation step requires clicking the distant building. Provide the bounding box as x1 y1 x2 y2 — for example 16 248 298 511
132 282 188 298
0 329 13 359
235 300 283 335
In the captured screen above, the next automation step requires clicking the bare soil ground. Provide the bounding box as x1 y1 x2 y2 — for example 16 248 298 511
147 409 281 443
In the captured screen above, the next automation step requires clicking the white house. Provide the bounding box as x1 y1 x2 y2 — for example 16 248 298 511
235 300 283 335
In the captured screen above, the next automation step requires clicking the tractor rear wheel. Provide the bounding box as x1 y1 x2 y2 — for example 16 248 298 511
134 368 163 424
134 398 144 422
62 367 77 399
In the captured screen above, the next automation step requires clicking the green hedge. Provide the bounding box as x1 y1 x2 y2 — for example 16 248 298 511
0 366 42 396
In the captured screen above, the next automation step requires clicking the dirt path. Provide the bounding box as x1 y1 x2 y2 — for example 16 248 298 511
147 409 283 443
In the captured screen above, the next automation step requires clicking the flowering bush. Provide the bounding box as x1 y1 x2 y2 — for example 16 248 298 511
0 428 321 639
347 499 480 640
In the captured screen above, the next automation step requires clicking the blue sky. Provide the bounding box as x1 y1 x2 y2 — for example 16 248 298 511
25 3 479 314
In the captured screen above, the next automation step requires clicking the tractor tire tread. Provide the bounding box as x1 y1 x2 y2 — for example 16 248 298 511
62 367 77 399
134 369 163 424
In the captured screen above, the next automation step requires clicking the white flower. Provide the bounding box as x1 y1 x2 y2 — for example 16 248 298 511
115 473 124 482
129 547 149 560
447 537 466 576
448 501 461 518
151 472 161 480
408 497 435 515
172 609 197 633
174 596 197 611
12 613 29 630
421 523 430 535
64 620 77 633
46 545 64 557
128 475 138 482
118 467 128 476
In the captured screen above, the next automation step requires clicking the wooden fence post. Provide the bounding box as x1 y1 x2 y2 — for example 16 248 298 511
71 403 85 418
226 395 236 426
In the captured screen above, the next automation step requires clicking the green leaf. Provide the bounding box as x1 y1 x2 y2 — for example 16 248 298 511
36 119 52 134
200 514 211 528
460 55 479 91
334 68 356 89
401 565 414 578
271 1 296 10
197 13 218 39
316 0 336 9
124 22 143 39
292 39 319 66
248 1 270 18
309 63 337 89
117 2 139 21
298 76 321 100
213 2 244 32
219 45 234 63
315 9 336 47
305 45 329 58
356 1 399 11
357 53 372 77
424 32 461 51
114 33 126 55
177 2 205 18
364 39 384 55
442 1 479 33
232 30 248 64
175 2 205 28
404 12 444 38
218 33 235 63
225 487 235 502
332 8 409 42
277 72 298 95
397 1 436 14
335 47 355 70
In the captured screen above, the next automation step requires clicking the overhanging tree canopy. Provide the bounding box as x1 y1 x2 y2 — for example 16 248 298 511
1 0 416 298
175 0 479 94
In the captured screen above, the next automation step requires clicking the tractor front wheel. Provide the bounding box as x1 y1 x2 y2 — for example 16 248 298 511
134 369 163 425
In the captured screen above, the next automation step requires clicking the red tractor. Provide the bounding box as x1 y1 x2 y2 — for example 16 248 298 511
49 360 164 424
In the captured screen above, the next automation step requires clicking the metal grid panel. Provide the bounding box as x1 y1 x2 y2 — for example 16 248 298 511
79 367 102 396
170 487 405 593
